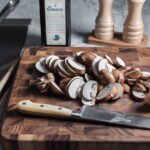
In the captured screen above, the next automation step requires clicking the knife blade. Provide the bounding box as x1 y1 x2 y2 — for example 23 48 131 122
17 100 150 129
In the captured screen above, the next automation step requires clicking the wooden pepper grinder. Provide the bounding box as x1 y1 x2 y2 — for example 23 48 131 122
123 0 145 44
95 0 114 41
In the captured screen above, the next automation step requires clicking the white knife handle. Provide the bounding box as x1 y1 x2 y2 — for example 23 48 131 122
17 100 73 118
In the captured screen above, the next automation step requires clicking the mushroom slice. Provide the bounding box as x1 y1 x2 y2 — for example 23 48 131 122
66 77 85 99
92 57 102 77
133 83 147 92
77 82 85 98
105 63 116 73
82 80 98 101
115 57 126 68
64 57 77 75
98 58 108 72
76 51 84 58
66 57 86 75
84 73 92 82
122 84 130 94
48 56 59 71
50 81 64 95
112 83 124 100
98 70 115 86
125 70 142 79
82 98 96 107
77 51 97 67
96 84 116 101
46 73 55 82
141 71 150 81
137 80 150 91
46 55 59 66
57 60 72 77
126 78 137 86
35 58 49 74
131 90 145 101
105 55 114 65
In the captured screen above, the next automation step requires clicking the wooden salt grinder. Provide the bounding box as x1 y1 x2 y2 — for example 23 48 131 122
123 0 145 44
95 0 114 41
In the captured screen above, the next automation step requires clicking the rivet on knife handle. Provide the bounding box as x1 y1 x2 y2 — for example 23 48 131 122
17 100 73 118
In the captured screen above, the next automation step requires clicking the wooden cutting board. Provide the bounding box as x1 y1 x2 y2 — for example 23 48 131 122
1 47 150 150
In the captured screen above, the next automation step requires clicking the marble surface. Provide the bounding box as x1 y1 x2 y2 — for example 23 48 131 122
1 0 150 46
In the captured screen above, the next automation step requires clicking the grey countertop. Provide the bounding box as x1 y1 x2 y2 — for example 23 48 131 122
1 0 150 47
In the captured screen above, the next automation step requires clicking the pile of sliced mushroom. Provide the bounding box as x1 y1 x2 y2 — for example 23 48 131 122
32 51 150 106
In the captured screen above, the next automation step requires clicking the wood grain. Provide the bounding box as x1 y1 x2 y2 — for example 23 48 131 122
88 32 148 47
1 47 150 150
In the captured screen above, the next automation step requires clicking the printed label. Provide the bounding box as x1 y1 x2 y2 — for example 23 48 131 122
44 0 66 45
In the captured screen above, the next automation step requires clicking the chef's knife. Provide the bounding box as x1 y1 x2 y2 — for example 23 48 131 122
0 0 19 23
17 100 150 129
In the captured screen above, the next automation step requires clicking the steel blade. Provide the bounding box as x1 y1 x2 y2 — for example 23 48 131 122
72 106 150 129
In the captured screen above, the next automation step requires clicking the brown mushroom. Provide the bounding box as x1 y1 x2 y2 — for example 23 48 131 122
131 90 145 101
98 70 115 86
96 84 116 101
66 76 85 99
66 57 86 75
82 80 98 101
141 71 150 81
115 57 126 68
77 51 96 67
122 84 130 94
133 83 147 92
50 81 65 95
35 58 49 74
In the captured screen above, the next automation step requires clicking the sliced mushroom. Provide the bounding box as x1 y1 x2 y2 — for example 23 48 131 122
105 63 116 73
48 56 59 71
131 90 145 101
77 82 85 99
92 57 102 77
126 78 137 86
98 70 115 86
82 98 96 107
115 57 126 68
125 70 142 79
112 83 124 100
82 80 98 101
141 71 150 81
57 60 72 78
35 58 49 74
133 83 147 92
46 73 55 81
96 84 116 101
77 51 96 67
97 84 104 92
50 81 64 95
118 66 132 74
64 57 77 75
98 59 108 72
66 57 86 75
105 55 114 65
76 51 84 58
137 80 150 91
66 77 85 99
122 84 130 94
84 73 92 82
45 55 59 66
